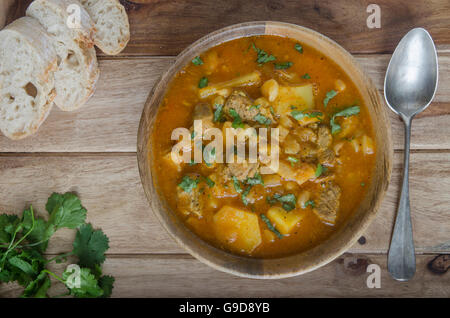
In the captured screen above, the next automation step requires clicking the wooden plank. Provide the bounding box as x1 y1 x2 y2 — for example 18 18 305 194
0 254 448 297
6 0 450 55
0 152 448 255
0 55 449 152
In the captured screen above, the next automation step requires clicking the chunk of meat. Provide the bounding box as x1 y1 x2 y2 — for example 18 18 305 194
176 175 204 218
317 125 332 149
224 159 259 182
299 143 318 163
314 182 341 225
317 125 335 165
223 90 274 125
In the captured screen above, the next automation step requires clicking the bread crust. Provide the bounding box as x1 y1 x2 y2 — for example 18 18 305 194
27 0 100 111
0 17 58 140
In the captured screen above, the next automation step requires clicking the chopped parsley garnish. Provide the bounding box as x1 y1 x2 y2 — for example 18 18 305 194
323 89 338 107
191 131 196 139
266 193 296 212
291 110 323 121
213 103 224 122
330 106 360 134
287 156 299 166
232 176 243 194
254 113 271 126
249 104 261 111
315 163 324 177
260 214 283 239
361 182 365 187
229 108 245 128
189 159 197 166
294 43 303 53
269 106 276 117
245 173 264 186
178 175 200 193
274 61 293 70
241 185 252 206
304 200 315 209
203 176 215 188
198 77 208 88
252 43 276 65
302 73 311 79
192 56 203 65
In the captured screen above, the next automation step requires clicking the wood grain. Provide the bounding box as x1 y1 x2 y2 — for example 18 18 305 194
0 152 448 255
0 254 448 297
7 0 450 55
0 54 449 152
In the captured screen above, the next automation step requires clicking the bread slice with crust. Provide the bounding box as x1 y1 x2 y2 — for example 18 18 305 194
0 17 57 140
80 0 130 55
27 0 100 111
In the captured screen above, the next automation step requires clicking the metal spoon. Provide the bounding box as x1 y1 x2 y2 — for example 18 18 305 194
384 28 438 281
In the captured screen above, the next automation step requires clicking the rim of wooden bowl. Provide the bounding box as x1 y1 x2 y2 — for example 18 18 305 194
137 21 393 279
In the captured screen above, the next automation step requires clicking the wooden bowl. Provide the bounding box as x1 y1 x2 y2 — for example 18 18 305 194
137 21 393 279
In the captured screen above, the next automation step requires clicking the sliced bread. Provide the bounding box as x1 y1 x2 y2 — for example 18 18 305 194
27 0 100 111
80 0 130 55
0 17 57 140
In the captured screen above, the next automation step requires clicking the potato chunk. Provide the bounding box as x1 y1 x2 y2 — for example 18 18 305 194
213 206 262 253
267 207 305 235
273 84 314 115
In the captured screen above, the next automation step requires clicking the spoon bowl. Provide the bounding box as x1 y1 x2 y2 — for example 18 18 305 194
384 28 438 281
385 28 439 118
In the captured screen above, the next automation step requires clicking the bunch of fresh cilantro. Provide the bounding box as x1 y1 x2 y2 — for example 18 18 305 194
0 192 114 298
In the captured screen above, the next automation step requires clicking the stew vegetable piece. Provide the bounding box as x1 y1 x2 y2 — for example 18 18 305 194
152 35 376 258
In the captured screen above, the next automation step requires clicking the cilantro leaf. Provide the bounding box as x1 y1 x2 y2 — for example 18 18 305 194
232 176 243 194
229 108 245 128
63 267 103 298
254 113 271 126
73 224 109 269
304 200 315 209
323 89 338 107
46 193 87 230
266 193 296 211
302 73 311 79
22 271 51 298
287 156 299 166
0 214 19 244
315 163 324 177
213 103 224 122
241 185 252 206
245 173 264 186
252 43 276 65
198 77 208 88
22 209 49 252
274 61 293 70
178 175 200 193
294 43 303 53
330 106 360 134
260 214 283 239
98 275 115 298
203 176 215 188
291 110 323 121
192 56 203 65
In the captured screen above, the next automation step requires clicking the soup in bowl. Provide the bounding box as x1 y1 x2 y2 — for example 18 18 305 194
137 22 392 278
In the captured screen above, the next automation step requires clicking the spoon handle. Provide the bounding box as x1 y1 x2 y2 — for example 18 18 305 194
388 118 416 281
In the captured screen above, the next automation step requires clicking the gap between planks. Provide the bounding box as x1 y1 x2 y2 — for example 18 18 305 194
1 149 450 156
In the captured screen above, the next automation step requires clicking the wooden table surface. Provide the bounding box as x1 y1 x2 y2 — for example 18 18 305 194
1 0 449 297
